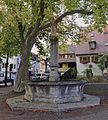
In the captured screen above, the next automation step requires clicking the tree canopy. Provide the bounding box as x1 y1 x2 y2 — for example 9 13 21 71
0 0 108 92
1 0 108 49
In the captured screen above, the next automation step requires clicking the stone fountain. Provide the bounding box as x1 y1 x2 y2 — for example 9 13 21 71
6 24 100 112
22 36 99 112
24 37 85 104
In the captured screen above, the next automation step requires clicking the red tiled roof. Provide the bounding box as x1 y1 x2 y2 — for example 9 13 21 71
75 26 108 55
59 26 108 56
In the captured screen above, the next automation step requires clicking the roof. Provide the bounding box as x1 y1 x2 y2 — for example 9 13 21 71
67 45 77 53
75 25 108 55
59 25 108 56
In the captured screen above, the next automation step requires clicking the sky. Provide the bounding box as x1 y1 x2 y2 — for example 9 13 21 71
31 45 38 54
75 18 88 27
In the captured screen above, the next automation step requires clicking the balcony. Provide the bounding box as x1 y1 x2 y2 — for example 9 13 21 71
59 57 76 63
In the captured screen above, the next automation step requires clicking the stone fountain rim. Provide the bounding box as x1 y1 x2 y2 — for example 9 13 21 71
24 80 85 86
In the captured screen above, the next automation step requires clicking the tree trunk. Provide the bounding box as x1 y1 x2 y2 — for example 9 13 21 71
14 36 36 92
4 55 9 86
44 59 48 72
14 0 46 92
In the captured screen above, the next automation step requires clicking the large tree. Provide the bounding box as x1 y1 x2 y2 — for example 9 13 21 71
0 16 20 86
0 0 108 92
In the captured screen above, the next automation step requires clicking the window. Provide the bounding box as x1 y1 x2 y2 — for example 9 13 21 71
9 64 13 71
10 64 13 68
105 42 108 46
80 56 90 64
59 55 65 59
0 73 4 77
2 63 5 68
67 55 69 58
70 55 73 58
89 41 96 50
59 63 62 68
105 61 108 68
14 64 16 69
92 56 98 63
67 54 73 58
62 55 65 58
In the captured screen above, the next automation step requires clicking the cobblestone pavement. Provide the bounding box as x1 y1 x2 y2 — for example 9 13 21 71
1 86 108 120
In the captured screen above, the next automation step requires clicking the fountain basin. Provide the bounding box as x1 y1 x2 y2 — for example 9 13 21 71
24 81 85 104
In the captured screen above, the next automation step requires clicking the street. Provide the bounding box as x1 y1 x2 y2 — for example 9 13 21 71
0 86 108 120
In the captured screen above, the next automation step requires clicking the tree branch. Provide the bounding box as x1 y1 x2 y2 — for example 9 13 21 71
34 0 45 29
55 10 93 24
39 9 93 30
26 0 45 43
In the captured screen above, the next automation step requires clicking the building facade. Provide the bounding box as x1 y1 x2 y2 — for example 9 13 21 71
58 25 108 77
0 53 48 81
0 56 18 80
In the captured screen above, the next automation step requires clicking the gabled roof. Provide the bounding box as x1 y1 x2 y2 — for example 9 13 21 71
75 25 108 55
59 25 108 56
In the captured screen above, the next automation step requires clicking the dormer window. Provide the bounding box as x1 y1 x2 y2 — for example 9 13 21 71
105 42 108 46
89 41 96 50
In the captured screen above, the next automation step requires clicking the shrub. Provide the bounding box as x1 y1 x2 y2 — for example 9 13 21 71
91 76 104 83
75 76 87 81
76 75 106 83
